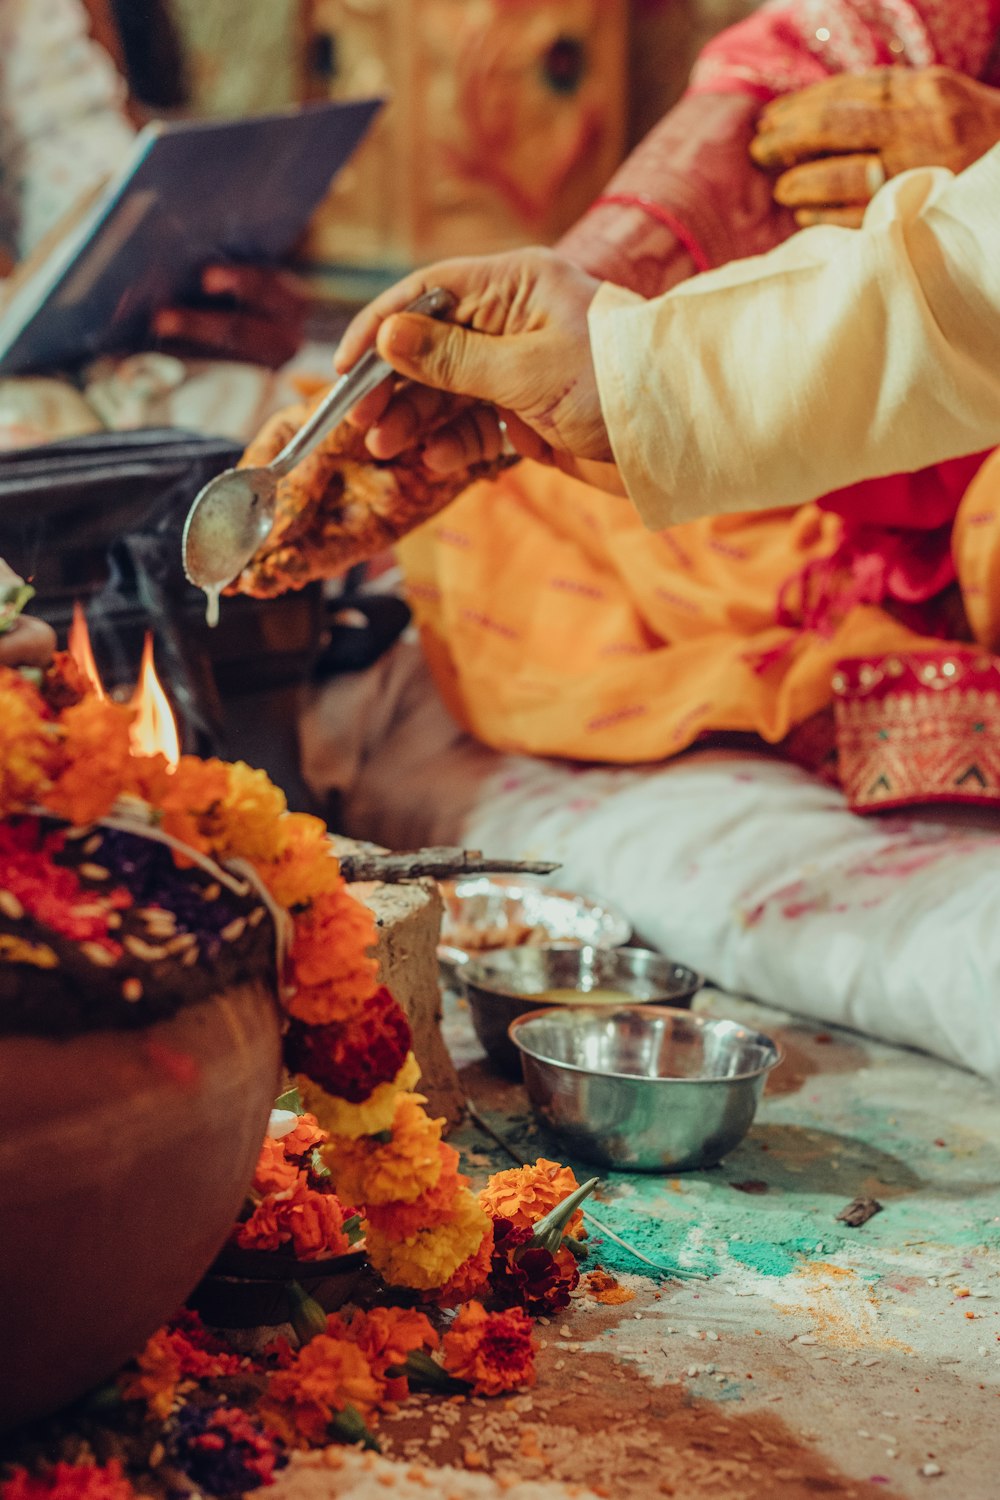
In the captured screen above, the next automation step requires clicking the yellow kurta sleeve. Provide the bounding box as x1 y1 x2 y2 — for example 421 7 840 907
588 144 1000 529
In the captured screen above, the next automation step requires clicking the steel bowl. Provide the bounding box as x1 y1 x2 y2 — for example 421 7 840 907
508 1005 780 1171
461 945 701 1076
438 877 631 973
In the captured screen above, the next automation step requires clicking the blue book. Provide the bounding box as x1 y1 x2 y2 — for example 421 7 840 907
0 98 382 375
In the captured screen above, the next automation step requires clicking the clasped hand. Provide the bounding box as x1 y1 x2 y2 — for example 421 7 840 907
333 249 619 488
752 65 1000 227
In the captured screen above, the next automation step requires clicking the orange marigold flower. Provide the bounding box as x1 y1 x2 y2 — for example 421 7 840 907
0 1461 137 1500
431 1221 495 1309
364 1143 465 1240
281 1111 328 1158
130 754 232 854
259 1334 381 1448
46 697 133 826
117 1327 183 1419
237 1173 351 1260
365 1189 491 1292
345 1307 438 1402
0 670 57 815
479 1159 585 1239
251 1136 300 1196
442 1302 536 1397
118 1322 241 1419
283 888 379 1024
323 1093 444 1207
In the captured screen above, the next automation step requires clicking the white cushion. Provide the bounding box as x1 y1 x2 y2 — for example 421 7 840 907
302 643 1000 1081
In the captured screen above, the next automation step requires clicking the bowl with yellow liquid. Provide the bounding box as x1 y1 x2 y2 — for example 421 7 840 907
460 945 701 1076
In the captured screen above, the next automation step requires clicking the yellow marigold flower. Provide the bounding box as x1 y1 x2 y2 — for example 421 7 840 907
298 1052 420 1140
479 1158 586 1239
430 1220 495 1309
204 760 287 863
365 1188 490 1291
262 812 344 907
323 1093 444 1206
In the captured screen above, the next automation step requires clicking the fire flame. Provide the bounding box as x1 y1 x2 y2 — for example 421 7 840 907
68 605 180 766
68 601 106 701
130 632 180 767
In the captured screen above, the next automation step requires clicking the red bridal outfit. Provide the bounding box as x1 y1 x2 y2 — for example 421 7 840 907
397 0 1000 809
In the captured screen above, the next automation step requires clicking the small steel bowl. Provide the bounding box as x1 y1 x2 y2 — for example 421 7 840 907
438 877 631 973
461 945 701 1076
508 1006 780 1171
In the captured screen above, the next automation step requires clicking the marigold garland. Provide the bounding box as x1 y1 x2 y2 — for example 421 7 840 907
431 1220 496 1309
324 1093 445 1209
365 1190 492 1292
298 1053 420 1140
364 1143 464 1240
0 657 490 1296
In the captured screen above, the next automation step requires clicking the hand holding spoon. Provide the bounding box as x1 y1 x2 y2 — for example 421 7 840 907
181 286 456 625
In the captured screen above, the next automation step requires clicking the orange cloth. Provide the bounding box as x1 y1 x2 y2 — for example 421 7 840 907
398 457 1000 766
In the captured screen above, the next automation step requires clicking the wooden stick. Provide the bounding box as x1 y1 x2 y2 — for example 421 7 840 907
337 846 560 884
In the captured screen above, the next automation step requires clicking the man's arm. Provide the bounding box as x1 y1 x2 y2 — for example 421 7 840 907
590 146 1000 527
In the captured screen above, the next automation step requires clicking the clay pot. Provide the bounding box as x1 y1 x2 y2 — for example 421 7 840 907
0 978 282 1431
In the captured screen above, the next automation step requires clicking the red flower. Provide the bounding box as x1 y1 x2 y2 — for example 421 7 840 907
0 1463 135 1500
0 819 130 953
442 1302 536 1397
284 987 411 1103
489 1217 580 1316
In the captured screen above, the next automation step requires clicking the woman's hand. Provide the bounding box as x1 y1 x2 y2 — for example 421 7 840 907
751 66 1000 227
152 263 306 369
333 248 617 483
0 561 54 669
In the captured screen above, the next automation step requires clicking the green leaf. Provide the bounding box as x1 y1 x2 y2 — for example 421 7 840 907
286 1280 328 1345
310 1147 331 1179
274 1086 304 1114
0 581 34 635
392 1349 470 1395
330 1405 381 1451
530 1177 600 1257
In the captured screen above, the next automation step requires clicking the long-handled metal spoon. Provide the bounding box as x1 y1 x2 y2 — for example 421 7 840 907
181 286 456 624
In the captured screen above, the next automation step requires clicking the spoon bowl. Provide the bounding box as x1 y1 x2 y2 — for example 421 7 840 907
181 286 456 612
181 465 277 599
